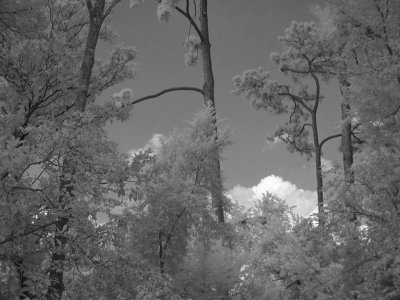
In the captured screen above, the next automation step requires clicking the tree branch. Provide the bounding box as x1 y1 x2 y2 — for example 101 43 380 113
128 86 204 106
103 0 121 19
385 104 400 119
295 123 313 137
351 132 366 144
319 133 341 152
280 92 313 113
278 133 313 154
174 3 206 44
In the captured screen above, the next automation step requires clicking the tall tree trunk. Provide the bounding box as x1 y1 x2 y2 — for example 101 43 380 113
312 111 323 215
340 80 354 185
199 0 224 223
339 78 360 297
340 79 356 223
341 102 353 182
47 1 105 298
47 165 74 300
310 73 324 220
159 231 165 274
75 0 104 112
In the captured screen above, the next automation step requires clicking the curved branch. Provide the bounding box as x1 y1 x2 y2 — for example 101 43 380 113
278 133 313 154
128 86 204 106
295 123 313 137
351 132 366 144
289 98 298 123
351 123 362 133
280 92 313 113
385 104 400 119
319 133 341 152
175 3 206 44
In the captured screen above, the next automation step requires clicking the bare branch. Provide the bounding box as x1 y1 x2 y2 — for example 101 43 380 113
351 132 366 144
295 123 313 137
319 133 341 152
385 104 400 119
128 86 204 106
278 133 313 154
175 4 206 44
280 92 313 113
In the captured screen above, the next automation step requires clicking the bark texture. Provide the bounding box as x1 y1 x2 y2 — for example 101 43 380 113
310 73 324 217
199 0 224 223
340 80 354 184
312 111 323 215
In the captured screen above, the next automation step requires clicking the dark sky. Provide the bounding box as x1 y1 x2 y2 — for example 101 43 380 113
101 0 342 216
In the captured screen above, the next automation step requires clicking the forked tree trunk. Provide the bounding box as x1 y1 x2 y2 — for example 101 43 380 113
199 0 224 223
47 1 105 298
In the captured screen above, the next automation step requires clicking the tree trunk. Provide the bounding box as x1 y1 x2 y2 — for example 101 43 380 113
75 0 104 112
341 102 353 182
339 79 360 297
312 112 323 215
159 231 165 274
47 161 75 300
199 0 224 223
47 1 105 299
340 79 356 224
340 80 354 185
309 72 324 224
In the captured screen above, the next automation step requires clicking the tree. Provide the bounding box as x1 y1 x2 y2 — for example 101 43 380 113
0 1 137 298
323 0 400 191
233 21 341 219
128 0 226 222
322 1 400 296
126 107 231 276
230 192 349 300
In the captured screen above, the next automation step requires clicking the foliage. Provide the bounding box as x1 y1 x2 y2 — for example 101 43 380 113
232 20 337 158
126 106 231 274
1 0 400 299
183 35 201 66
0 0 137 298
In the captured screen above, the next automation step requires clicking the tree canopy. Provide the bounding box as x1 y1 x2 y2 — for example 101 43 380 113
0 0 399 299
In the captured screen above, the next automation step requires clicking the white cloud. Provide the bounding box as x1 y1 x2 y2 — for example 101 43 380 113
128 133 164 157
227 175 316 217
